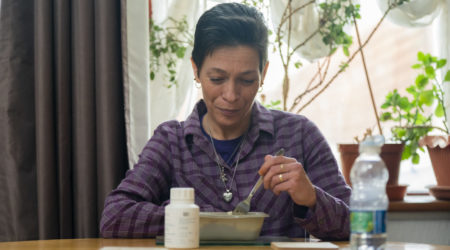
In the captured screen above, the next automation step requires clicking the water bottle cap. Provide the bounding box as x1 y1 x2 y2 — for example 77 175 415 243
359 135 385 153
170 187 195 202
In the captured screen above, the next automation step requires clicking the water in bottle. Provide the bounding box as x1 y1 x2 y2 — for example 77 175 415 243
350 135 389 250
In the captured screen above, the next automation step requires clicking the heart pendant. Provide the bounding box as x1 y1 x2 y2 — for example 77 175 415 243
223 191 233 202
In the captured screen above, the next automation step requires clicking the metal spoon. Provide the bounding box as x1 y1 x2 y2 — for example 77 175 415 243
232 148 285 215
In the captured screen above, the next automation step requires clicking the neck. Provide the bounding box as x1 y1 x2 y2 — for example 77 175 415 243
203 113 251 140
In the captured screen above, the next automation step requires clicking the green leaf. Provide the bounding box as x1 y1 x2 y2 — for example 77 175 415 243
436 59 447 68
344 35 353 45
390 90 400 105
445 71 450 82
397 128 406 138
385 91 394 101
170 43 179 52
417 51 425 62
406 85 416 95
411 63 422 69
423 53 432 66
271 100 281 106
402 145 411 160
381 102 390 109
435 102 445 117
150 71 155 80
339 62 349 71
415 113 431 125
398 97 410 110
329 47 337 56
412 153 420 164
415 74 428 88
380 112 392 121
425 66 435 78
294 62 302 69
419 90 434 106
343 46 349 57
176 47 186 59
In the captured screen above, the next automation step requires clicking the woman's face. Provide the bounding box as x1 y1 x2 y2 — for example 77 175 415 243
192 45 268 137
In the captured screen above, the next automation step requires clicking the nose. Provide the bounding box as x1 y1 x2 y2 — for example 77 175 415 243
222 80 239 103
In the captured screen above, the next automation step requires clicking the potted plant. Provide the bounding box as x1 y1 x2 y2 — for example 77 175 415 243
333 1 409 201
245 0 410 200
380 52 450 199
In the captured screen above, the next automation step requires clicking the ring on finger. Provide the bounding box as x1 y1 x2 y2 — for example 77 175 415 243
280 164 284 170
279 174 283 182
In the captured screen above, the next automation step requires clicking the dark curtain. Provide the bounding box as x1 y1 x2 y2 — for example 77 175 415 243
0 0 129 241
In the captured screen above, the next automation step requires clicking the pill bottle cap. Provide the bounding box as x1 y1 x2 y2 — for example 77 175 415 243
170 187 195 203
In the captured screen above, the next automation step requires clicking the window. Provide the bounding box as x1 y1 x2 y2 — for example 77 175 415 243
196 1 441 192
260 1 440 192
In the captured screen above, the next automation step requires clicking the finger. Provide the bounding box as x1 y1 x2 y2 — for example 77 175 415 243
272 179 294 196
262 160 280 189
258 154 286 176
273 168 306 194
269 169 295 189
258 155 274 176
264 160 296 189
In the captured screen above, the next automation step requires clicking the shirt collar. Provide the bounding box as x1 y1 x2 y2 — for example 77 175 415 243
183 99 275 139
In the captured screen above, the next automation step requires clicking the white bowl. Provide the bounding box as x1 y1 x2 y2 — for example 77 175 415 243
199 212 269 241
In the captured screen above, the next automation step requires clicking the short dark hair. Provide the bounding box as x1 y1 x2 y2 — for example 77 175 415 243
192 2 268 75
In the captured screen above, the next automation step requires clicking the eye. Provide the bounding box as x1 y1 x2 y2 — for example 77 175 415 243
210 78 224 83
241 79 257 85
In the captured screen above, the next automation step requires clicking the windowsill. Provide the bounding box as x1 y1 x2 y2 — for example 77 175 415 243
388 194 450 212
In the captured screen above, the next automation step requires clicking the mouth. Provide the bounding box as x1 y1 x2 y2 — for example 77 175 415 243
217 107 240 117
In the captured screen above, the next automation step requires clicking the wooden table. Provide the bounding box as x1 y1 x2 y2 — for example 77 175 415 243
0 238 449 249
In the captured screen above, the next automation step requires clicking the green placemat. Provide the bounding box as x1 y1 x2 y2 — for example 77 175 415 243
155 235 293 246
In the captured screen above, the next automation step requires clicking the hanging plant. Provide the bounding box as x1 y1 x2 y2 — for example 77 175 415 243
149 16 193 88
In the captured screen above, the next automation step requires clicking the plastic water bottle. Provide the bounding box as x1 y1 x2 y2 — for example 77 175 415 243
350 135 389 250
164 187 199 248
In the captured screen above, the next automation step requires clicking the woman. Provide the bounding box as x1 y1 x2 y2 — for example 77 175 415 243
100 2 351 240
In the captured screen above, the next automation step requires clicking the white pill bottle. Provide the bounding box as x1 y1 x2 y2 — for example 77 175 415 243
164 187 199 249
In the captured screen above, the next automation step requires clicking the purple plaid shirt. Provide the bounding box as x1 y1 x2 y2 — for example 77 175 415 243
100 100 351 240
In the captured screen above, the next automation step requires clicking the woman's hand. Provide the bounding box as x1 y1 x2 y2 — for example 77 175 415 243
258 154 316 208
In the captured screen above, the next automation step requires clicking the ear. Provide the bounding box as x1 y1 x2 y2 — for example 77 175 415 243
191 57 199 82
260 61 269 87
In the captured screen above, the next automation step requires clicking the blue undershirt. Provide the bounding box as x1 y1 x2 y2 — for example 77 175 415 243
200 113 243 166
200 112 309 218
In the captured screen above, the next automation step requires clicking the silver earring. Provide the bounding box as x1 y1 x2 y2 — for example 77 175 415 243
194 80 201 89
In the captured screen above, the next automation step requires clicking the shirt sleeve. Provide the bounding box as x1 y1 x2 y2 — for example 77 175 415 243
293 118 351 240
99 123 173 238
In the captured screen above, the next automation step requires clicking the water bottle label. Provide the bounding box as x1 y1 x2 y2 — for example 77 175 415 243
350 210 386 234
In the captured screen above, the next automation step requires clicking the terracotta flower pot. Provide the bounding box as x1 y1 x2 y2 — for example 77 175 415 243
338 143 405 186
420 135 450 187
386 184 408 201
338 143 405 201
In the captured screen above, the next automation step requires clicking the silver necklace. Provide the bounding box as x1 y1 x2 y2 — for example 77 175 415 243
207 126 245 203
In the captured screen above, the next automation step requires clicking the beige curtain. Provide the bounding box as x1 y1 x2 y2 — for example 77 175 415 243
123 0 205 168
0 0 128 241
